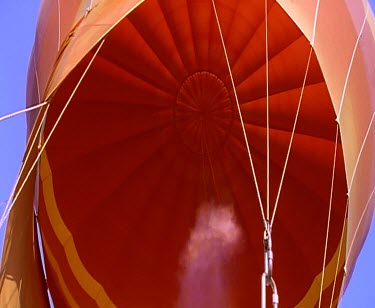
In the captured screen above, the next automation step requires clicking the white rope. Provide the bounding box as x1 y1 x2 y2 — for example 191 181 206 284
311 0 321 46
270 0 326 227
0 104 50 227
270 47 313 226
0 39 105 229
336 4 369 122
324 0 371 281
329 199 348 308
348 109 375 193
0 101 48 123
211 0 265 222
57 0 61 50
346 185 375 265
325 5 370 302
318 124 339 308
265 0 270 221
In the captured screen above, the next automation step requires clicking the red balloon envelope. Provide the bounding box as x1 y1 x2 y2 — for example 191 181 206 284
1 0 375 307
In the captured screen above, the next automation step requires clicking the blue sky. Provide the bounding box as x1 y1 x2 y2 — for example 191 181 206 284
0 1 375 306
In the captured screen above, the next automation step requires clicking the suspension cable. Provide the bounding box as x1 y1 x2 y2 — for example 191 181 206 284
318 124 339 308
211 0 266 222
57 0 61 49
346 185 375 266
311 0 321 46
270 47 313 227
339 179 374 299
265 0 270 221
0 39 106 228
270 0 324 227
261 3 279 306
0 101 49 123
325 4 370 303
336 4 369 122
329 199 348 308
0 104 50 228
348 109 375 193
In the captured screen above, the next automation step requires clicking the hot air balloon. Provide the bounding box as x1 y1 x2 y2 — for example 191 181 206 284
1 0 375 307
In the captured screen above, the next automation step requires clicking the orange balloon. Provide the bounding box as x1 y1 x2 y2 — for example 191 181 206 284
2 1 375 307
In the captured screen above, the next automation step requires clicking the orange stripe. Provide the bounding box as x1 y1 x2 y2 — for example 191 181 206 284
295 220 347 307
40 150 115 307
41 231 80 308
